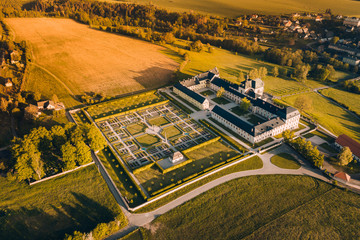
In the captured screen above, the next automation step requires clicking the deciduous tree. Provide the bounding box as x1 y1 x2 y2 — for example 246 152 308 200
337 147 353 166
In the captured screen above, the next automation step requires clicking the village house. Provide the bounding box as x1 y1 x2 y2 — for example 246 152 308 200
10 51 20 64
342 56 360 66
343 17 360 27
335 134 360 162
37 100 65 111
171 151 184 164
5 78 12 88
173 83 210 110
334 172 351 183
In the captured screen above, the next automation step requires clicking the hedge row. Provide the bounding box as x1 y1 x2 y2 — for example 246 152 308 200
155 158 193 175
94 100 169 122
182 136 221 154
133 162 155 174
107 146 148 200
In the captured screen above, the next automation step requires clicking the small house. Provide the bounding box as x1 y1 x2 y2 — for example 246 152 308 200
10 51 20 64
334 172 351 183
25 104 41 120
171 151 184 164
5 79 12 87
335 134 360 161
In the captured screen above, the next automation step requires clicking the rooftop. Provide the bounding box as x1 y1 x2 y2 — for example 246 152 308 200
336 134 360 158
174 83 207 104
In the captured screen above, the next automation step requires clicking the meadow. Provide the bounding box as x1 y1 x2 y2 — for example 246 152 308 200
282 92 360 142
320 88 360 116
0 165 126 240
6 18 178 101
111 0 360 17
132 175 360 239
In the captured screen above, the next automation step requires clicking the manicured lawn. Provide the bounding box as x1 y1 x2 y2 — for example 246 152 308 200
136 155 263 213
161 125 182 138
135 175 360 240
135 140 240 195
97 147 145 207
270 152 301 169
200 90 215 96
72 110 91 124
148 116 169 126
231 106 248 116
212 97 231 105
136 134 161 147
127 123 146 136
282 92 360 142
320 87 360 116
0 165 126 240
303 130 335 143
247 113 266 125
254 137 274 148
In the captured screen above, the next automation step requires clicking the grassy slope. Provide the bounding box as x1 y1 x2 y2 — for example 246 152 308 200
0 165 125 240
111 0 360 17
321 88 360 116
137 175 360 240
282 92 360 142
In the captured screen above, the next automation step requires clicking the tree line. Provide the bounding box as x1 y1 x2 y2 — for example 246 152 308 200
7 123 106 182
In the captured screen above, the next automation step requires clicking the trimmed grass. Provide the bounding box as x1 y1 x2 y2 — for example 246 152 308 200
135 155 262 213
212 97 231 105
200 90 215 96
231 106 248 116
282 92 360 142
161 125 182 138
127 123 147 136
148 116 169 126
135 140 239 195
270 152 301 169
246 114 266 125
72 110 91 124
320 87 360 116
136 134 160 147
303 130 335 143
0 165 126 240
254 137 274 148
136 175 360 240
97 147 145 207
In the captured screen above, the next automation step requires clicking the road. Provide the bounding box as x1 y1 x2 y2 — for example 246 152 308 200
105 144 330 240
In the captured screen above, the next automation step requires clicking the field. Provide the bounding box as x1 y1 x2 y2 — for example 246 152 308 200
132 175 360 239
0 165 126 240
270 153 301 169
320 88 360 116
6 18 178 101
282 92 360 142
112 0 360 17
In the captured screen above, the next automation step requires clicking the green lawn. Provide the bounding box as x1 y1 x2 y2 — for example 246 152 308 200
24 64 81 109
270 153 301 169
71 110 91 124
136 155 262 213
115 0 360 17
97 147 145 207
303 130 335 143
212 97 231 105
320 88 360 116
132 175 360 239
161 125 182 138
0 165 126 240
147 116 169 126
247 114 266 125
135 140 239 195
254 137 274 148
127 123 146 136
282 92 360 142
136 134 160 147
200 90 215 96
231 106 248 116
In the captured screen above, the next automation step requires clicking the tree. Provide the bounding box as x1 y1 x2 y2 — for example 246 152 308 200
61 142 77 171
15 153 33 182
237 71 245 82
337 147 353 166
51 94 59 103
249 68 259 79
86 124 107 152
34 92 41 101
258 67 268 79
294 64 311 81
272 67 279 77
75 141 92 165
240 97 251 111
0 97 8 112
294 95 312 112
216 87 225 97
331 36 339 45
189 40 203 52
282 130 295 142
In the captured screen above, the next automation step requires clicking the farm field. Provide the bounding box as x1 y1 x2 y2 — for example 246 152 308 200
0 165 126 240
6 18 178 100
131 175 360 240
320 88 360 116
112 0 360 17
282 92 360 142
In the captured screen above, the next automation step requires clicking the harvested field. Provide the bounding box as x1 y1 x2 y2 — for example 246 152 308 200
6 18 178 98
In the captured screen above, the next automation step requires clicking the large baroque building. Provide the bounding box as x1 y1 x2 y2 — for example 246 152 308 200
172 68 300 144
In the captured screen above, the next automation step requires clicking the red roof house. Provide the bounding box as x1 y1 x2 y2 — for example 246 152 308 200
335 134 360 161
334 171 351 183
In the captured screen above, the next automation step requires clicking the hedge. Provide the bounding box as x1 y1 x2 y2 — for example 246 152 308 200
182 136 221 154
133 162 155 174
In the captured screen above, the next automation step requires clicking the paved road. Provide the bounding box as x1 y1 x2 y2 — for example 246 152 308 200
105 144 330 240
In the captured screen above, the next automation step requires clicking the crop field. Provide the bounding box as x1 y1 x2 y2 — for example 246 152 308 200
134 175 360 240
0 165 125 240
320 88 360 116
282 92 360 142
6 18 178 98
112 0 360 17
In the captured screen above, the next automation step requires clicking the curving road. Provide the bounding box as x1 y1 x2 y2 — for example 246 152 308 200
104 144 330 240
